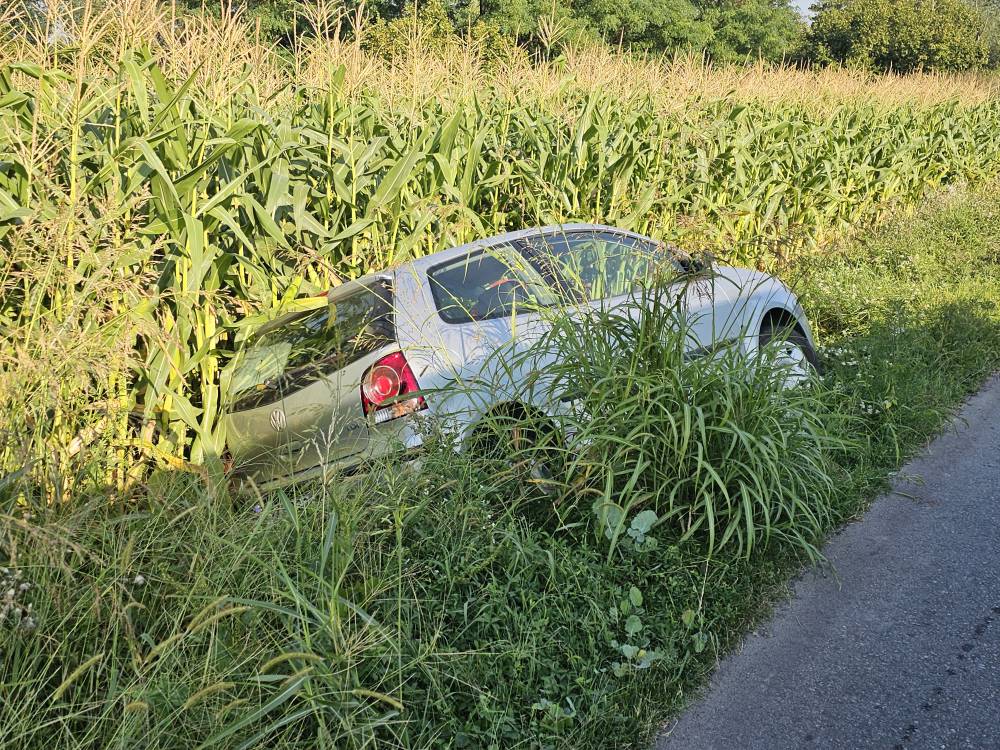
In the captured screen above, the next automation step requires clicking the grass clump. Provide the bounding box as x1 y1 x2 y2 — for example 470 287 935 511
479 283 843 560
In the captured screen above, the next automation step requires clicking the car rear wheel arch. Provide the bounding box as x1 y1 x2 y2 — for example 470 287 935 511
464 401 567 499
467 401 558 451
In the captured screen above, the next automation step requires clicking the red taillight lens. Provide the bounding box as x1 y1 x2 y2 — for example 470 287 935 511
363 365 401 405
360 351 426 423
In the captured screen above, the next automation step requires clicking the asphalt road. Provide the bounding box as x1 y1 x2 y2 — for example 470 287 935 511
656 376 1000 750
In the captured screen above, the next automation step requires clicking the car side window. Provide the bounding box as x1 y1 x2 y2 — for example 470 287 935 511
427 244 559 324
519 230 673 302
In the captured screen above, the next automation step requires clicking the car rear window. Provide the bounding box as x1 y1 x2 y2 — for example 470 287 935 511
229 282 394 411
427 245 559 324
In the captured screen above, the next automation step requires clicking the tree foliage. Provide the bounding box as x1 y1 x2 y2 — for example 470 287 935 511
564 0 713 52
968 0 1000 66
171 0 302 41
167 0 805 60
806 0 990 72
702 0 805 62
162 0 998 72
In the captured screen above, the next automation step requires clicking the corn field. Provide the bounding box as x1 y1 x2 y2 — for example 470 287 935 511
3 2 1000 494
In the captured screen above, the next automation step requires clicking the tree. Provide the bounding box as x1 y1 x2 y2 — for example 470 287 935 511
805 0 990 72
967 0 1000 66
476 0 805 58
171 0 300 42
701 0 806 62
476 0 712 52
474 0 587 47
570 0 712 51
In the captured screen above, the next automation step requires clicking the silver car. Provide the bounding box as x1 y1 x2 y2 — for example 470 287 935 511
223 224 818 489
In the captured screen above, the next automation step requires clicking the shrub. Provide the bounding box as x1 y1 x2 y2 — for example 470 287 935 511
806 0 990 72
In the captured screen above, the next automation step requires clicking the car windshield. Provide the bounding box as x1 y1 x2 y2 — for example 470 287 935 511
518 230 681 302
229 282 394 411
427 244 560 324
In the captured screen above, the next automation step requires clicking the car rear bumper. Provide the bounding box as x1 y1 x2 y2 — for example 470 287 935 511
228 417 427 493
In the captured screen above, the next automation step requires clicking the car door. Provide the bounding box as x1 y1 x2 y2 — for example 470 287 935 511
411 242 560 411
515 228 722 351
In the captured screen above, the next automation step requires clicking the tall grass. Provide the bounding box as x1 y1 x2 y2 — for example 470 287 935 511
5 182 1000 749
450 278 845 559
534 285 843 559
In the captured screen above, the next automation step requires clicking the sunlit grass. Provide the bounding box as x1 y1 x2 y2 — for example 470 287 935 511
5 183 1000 748
4 2 1000 745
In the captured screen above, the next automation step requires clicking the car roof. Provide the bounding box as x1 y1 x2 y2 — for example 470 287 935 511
247 224 660 327
402 223 644 273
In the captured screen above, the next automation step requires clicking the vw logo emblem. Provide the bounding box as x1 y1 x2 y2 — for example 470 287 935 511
269 408 286 432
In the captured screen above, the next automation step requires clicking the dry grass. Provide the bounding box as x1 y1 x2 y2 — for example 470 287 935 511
4 0 998 113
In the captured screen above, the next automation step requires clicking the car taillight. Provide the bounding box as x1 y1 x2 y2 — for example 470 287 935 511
360 351 426 424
